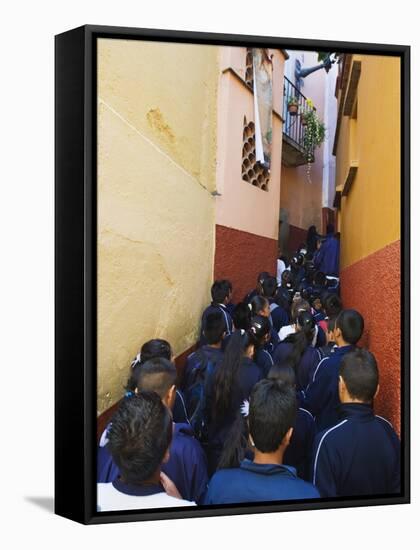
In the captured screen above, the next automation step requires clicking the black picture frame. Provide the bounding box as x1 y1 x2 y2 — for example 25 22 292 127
55 24 410 525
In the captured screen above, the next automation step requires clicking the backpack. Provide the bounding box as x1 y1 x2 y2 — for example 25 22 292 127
184 348 217 445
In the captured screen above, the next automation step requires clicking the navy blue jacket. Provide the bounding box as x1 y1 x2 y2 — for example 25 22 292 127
312 403 400 497
199 304 233 346
97 423 209 504
254 347 274 377
172 390 190 424
265 325 280 356
243 289 258 304
205 459 320 504
313 235 340 276
303 345 355 432
182 345 224 392
272 339 322 391
270 302 290 333
284 407 316 481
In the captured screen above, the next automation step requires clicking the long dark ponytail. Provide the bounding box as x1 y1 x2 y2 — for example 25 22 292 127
285 311 315 374
217 413 249 470
213 329 257 420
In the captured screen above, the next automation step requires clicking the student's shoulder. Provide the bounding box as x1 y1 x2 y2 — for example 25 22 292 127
374 415 400 439
314 418 351 448
209 467 244 487
311 355 332 382
292 477 320 498
298 407 315 424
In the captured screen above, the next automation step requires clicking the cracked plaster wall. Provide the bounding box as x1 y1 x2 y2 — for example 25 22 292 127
97 39 219 414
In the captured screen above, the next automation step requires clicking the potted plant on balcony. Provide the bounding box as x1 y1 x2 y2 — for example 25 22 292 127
302 110 326 182
300 111 309 126
287 96 299 115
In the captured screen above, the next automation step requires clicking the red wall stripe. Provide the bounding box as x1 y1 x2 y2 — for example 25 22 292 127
214 225 278 304
340 239 401 434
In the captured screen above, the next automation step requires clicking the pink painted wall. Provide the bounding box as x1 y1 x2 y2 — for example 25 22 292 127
215 48 287 241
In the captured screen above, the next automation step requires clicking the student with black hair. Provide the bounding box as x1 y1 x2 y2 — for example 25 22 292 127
318 315 338 358
204 379 320 503
129 338 189 424
262 276 289 333
206 329 262 474
250 295 280 352
97 392 195 511
303 309 364 432
281 269 295 299
183 311 225 393
200 280 233 346
98 358 208 504
312 349 400 497
309 294 326 323
268 364 316 481
249 315 274 377
273 311 322 391
306 225 319 256
232 302 252 331
290 254 305 287
318 293 342 334
243 272 270 304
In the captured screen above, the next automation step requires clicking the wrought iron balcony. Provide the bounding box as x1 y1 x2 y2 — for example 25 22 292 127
282 76 315 167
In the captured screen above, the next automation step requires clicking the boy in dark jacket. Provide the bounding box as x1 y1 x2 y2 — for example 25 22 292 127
303 309 364 431
97 358 208 504
200 280 233 346
205 379 320 504
312 349 400 497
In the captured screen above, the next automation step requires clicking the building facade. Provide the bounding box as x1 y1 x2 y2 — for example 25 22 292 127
333 54 401 432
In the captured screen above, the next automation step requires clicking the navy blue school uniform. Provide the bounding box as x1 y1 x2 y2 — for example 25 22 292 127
291 267 305 287
97 422 209 504
315 324 326 348
172 390 190 424
272 338 322 391
225 302 235 316
284 407 316 481
199 303 233 346
264 325 280 356
204 459 320 504
312 309 326 323
312 403 400 497
182 345 224 392
303 345 355 432
206 357 263 474
254 346 274 377
318 342 336 359
269 302 290 333
243 288 258 304
313 234 340 276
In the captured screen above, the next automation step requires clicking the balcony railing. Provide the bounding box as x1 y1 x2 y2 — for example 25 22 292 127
282 76 315 167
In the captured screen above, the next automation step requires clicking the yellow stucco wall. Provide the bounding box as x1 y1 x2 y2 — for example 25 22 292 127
97 39 219 414
336 55 401 269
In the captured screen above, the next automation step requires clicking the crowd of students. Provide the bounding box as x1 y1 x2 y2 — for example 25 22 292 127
97 225 401 511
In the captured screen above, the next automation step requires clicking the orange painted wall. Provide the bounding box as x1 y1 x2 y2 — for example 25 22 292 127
340 240 401 434
336 55 401 433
